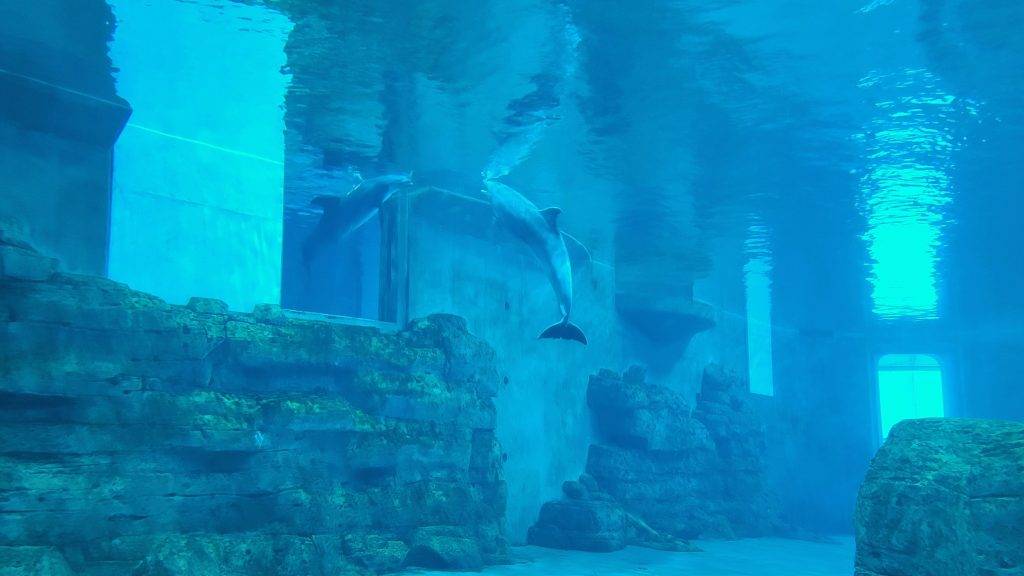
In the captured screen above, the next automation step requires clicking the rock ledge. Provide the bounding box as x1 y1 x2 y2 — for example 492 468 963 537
1 259 508 575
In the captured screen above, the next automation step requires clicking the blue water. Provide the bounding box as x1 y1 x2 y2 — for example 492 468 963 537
2 0 1023 573
84 0 1024 331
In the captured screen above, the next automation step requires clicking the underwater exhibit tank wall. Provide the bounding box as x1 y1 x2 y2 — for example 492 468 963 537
105 0 814 544
403 186 624 541
397 196 781 542
105 0 291 312
4 0 1024 573
262 0 758 542
926 0 1024 424
759 157 877 533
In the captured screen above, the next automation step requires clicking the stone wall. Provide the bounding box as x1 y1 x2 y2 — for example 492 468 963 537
0 232 508 575
529 365 780 548
584 366 779 540
855 418 1024 576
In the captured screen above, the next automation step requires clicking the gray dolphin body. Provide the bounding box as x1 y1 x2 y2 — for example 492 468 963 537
302 174 413 270
485 180 587 345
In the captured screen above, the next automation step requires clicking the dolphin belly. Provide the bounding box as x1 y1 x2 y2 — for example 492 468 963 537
546 241 573 317
485 180 587 345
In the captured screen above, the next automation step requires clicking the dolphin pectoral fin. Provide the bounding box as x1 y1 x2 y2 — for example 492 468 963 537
539 207 562 229
538 320 588 345
562 231 593 272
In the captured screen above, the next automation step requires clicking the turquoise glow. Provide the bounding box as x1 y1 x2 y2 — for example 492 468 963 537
745 224 774 396
859 69 955 321
106 0 292 310
877 354 944 439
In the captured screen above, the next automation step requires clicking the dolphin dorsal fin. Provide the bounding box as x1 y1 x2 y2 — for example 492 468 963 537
539 207 562 229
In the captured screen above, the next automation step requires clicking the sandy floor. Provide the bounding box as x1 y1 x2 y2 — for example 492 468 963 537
405 537 855 576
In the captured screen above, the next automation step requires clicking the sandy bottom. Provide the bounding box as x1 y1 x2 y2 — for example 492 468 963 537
405 537 855 576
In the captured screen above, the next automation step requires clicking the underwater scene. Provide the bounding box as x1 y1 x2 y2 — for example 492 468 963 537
1 0 1023 574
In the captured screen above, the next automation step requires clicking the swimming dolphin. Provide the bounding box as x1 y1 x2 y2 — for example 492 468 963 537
485 179 587 345
302 173 413 270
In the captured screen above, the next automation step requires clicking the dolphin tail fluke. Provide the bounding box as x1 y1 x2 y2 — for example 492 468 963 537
539 320 588 346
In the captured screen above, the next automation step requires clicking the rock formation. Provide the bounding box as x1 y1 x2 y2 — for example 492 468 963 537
0 229 508 575
527 474 697 553
585 365 778 540
528 365 779 550
855 418 1024 576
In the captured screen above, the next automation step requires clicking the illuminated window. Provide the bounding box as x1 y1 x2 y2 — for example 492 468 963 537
877 354 944 439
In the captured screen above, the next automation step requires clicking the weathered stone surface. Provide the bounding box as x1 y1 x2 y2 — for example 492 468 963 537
584 366 779 540
588 366 711 452
0 258 508 574
185 296 229 314
0 243 57 282
342 533 409 574
855 418 1024 576
527 474 697 553
128 534 359 576
251 303 287 325
0 546 74 576
528 497 627 552
693 365 779 536
562 480 587 500
405 526 485 571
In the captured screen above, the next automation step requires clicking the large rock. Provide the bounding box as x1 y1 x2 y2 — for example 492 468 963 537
404 526 485 571
0 253 508 574
855 418 1024 576
528 485 628 552
526 475 696 553
584 366 779 539
0 547 74 576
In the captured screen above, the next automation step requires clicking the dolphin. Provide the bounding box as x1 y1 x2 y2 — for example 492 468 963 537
485 179 588 345
302 173 413 270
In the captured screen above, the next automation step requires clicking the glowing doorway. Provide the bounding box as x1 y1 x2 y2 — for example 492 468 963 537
877 354 944 439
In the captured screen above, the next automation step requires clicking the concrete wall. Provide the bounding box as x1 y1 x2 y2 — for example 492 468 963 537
397 187 770 537
105 0 291 311
0 124 112 275
0 0 119 275
396 185 778 542
404 190 624 542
